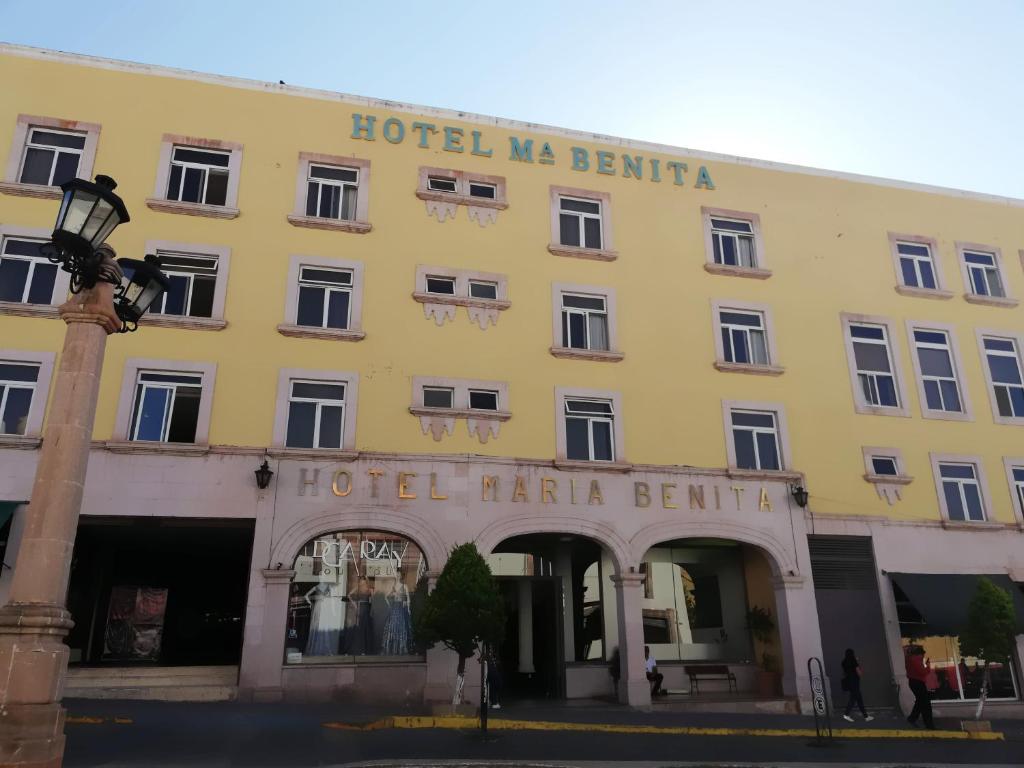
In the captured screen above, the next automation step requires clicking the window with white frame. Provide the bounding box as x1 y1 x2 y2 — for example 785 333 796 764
730 410 781 471
305 164 358 221
469 280 498 300
468 180 497 199
937 462 985 522
962 250 1005 298
425 275 456 295
912 329 964 413
564 398 615 462
0 361 39 436
0 236 57 305
18 127 85 187
982 336 1024 418
418 168 505 203
561 293 609 351
896 242 939 290
285 380 347 449
710 217 757 268
422 386 454 409
849 323 900 408
720 309 768 365
869 454 900 476
166 146 230 206
1012 467 1024 515
146 251 219 319
559 196 603 249
468 389 498 410
427 176 457 193
295 266 353 330
129 371 204 443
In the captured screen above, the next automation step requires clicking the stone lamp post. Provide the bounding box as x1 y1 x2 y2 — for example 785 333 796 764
0 176 168 767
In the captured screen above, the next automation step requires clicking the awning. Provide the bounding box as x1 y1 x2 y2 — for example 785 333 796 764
891 573 1024 636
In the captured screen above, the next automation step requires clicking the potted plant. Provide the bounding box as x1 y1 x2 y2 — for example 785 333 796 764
747 605 781 697
958 577 1015 732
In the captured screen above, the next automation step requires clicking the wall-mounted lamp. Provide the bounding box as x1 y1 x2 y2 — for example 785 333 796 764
790 484 809 508
254 457 274 490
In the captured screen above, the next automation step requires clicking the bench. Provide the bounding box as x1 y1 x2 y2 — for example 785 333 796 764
684 664 738 694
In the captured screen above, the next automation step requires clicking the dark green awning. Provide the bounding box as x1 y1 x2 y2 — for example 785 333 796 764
891 573 1024 636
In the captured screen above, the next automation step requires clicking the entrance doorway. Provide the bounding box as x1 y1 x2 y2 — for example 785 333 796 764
496 576 562 699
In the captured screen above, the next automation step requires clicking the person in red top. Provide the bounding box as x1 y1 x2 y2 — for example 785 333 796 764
904 644 935 729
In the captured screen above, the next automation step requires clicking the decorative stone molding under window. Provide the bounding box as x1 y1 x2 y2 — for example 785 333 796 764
713 361 785 376
0 435 42 450
940 520 1007 532
703 263 772 279
0 302 59 319
411 293 511 329
894 285 954 300
276 323 366 341
285 214 372 234
726 468 803 483
552 459 633 473
103 440 210 456
141 315 227 331
408 406 511 444
964 293 1019 308
0 181 62 200
267 447 359 461
547 244 618 262
549 347 624 363
416 190 508 227
145 198 240 219
863 473 913 505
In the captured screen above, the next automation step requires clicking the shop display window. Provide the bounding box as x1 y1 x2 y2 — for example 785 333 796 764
285 529 428 663
901 637 1019 702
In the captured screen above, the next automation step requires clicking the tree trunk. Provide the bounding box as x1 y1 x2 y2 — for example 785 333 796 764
974 661 990 721
452 654 467 706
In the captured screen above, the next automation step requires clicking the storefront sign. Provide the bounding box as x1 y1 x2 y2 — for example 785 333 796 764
350 113 716 190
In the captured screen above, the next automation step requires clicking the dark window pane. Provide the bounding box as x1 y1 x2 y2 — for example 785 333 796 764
134 386 169 441
181 166 203 203
963 484 983 521
914 330 946 345
326 290 350 329
423 388 453 408
850 325 885 340
720 236 738 266
939 464 975 479
984 338 1015 353
919 261 936 289
566 417 590 460
426 277 455 295
189 276 215 318
731 411 774 428
877 376 898 407
562 294 605 310
318 184 339 218
560 198 600 214
559 213 579 246
469 391 498 410
1010 388 1024 416
162 274 189 315
205 170 228 206
565 400 613 414
561 312 569 347
27 263 57 304
567 312 586 349
939 379 961 412
166 164 182 200
756 432 780 470
733 430 756 469
291 383 344 400
469 282 497 300
310 165 357 182
139 373 202 385
899 257 919 287
0 364 38 382
19 148 53 184
52 152 79 186
167 387 201 443
721 328 733 362
897 243 930 257
712 236 722 263
871 457 898 476
301 268 351 285
306 181 318 216
317 405 343 449
711 218 752 233
988 356 1022 385
731 329 749 363
3 240 45 258
918 348 953 377
592 420 613 461
0 387 32 435
923 380 942 410
296 286 325 327
469 183 496 199
995 387 1012 417
427 177 457 192
720 311 761 327
0 259 30 301
286 401 316 448
30 130 86 149
173 148 230 166
583 216 602 249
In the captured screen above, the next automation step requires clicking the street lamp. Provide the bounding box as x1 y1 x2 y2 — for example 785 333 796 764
0 176 166 768
791 485 810 509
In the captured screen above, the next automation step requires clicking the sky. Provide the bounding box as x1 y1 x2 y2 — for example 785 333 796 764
2 0 1023 198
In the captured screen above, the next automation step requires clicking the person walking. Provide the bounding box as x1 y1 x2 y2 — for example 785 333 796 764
905 644 935 729
840 648 874 721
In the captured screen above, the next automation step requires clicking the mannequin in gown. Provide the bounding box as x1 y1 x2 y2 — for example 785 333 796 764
382 582 412 655
304 582 345 656
347 577 375 655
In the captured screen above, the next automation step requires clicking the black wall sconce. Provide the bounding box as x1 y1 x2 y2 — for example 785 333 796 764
254 457 274 490
790 484 809 508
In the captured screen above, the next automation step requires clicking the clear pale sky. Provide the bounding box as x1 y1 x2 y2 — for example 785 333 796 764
3 0 1023 198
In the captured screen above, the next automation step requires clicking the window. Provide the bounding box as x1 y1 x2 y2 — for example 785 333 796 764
296 267 352 330
559 196 603 249
897 242 938 290
280 256 365 340
849 323 899 407
286 381 347 450
416 167 507 225
962 250 1004 298
561 293 609 351
0 236 56 305
720 310 767 365
305 164 358 221
427 176 457 193
729 410 781 471
548 186 615 259
469 280 497 300
148 252 218 318
166 146 230 206
564 398 615 462
981 336 1024 420
413 267 510 328
410 376 510 443
468 389 498 411
0 362 39 435
289 153 370 232
18 127 85 187
468 181 496 199
911 328 965 415
1006 460 1024 526
871 456 899 476
129 371 203 443
861 447 911 502
422 387 454 409
425 276 456 295
702 208 768 276
937 462 985 522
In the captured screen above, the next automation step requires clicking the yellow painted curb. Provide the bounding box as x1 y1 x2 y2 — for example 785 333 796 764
322 715 1004 741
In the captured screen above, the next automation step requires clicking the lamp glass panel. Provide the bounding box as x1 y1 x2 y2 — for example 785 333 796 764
61 190 99 237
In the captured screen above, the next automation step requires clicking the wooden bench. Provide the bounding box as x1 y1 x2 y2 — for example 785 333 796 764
684 664 738 694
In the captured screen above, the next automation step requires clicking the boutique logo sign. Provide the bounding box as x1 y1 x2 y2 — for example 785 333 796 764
350 113 717 190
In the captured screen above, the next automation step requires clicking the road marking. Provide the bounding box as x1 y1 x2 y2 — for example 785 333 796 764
323 715 1004 741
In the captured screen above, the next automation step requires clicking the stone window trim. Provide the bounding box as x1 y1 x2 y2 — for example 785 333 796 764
410 376 511 444
905 319 974 422
416 166 507 227
955 241 1018 307
887 232 954 299
554 386 628 469
1000 457 1024 529
550 282 624 362
839 312 912 418
0 223 73 317
146 133 243 219
861 446 913 484
111 357 217 444
1 114 101 199
138 239 231 331
701 206 771 278
720 399 793 474
278 254 366 341
0 348 56 442
548 185 618 261
413 265 510 329
711 299 783 375
288 152 372 234
272 367 360 454
928 452 995 527
974 328 1024 426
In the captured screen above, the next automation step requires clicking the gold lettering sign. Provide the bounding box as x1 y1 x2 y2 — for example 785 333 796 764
731 485 745 511
688 484 705 510
367 468 384 498
588 480 603 505
298 468 320 497
398 472 417 499
512 475 529 502
331 470 352 497
541 477 558 504
570 478 578 504
759 487 773 512
430 472 447 500
661 483 678 509
634 482 651 508
482 475 499 501
714 485 721 510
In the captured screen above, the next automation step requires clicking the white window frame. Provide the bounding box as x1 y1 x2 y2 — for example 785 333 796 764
128 371 205 443
18 127 86 187
166 145 230 206
712 300 782 374
2 114 101 198
861 446 912 483
888 233 952 299
413 265 511 329
563 397 615 462
559 196 603 249
140 240 230 330
550 283 622 361
298 266 354 328
279 255 366 341
284 379 348 450
554 387 626 466
0 225 73 315
417 166 507 204
112 358 217 446
907 321 972 421
701 207 770 278
1001 458 1024 528
956 242 1017 307
290 153 371 233
929 453 992 524
548 186 616 261
412 377 510 414
975 330 1024 426
147 134 242 218
721 399 793 474
839 313 910 416
306 164 359 221
272 368 359 453
0 350 55 440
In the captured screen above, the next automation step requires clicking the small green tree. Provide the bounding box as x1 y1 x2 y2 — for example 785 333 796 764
747 605 778 671
959 577 1016 720
414 542 505 704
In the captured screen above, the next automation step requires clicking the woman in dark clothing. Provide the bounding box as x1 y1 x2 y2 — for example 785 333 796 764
841 648 874 722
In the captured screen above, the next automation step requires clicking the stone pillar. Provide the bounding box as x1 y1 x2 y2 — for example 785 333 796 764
236 485 279 701
612 573 650 707
0 283 121 768
517 579 535 674
772 574 825 714
876 569 914 714
247 569 294 702
555 546 575 663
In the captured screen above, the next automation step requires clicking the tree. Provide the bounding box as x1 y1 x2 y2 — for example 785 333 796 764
959 577 1016 720
414 542 505 705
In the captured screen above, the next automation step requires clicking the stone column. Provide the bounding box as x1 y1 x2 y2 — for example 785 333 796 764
772 574 825 714
236 484 279 701
517 579 535 674
248 569 295 702
0 283 121 768
612 573 650 707
555 546 575 663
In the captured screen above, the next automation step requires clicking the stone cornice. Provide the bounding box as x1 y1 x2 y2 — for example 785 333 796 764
0 181 62 199
0 301 59 319
286 214 371 233
415 189 508 210
547 244 619 262
549 347 624 363
276 323 366 341
146 198 240 219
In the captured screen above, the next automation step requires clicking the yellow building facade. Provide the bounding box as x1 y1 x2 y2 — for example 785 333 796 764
0 44 1022 714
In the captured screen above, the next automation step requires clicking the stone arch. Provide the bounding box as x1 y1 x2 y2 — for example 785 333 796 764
629 520 798 577
474 514 632 575
270 506 449 572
